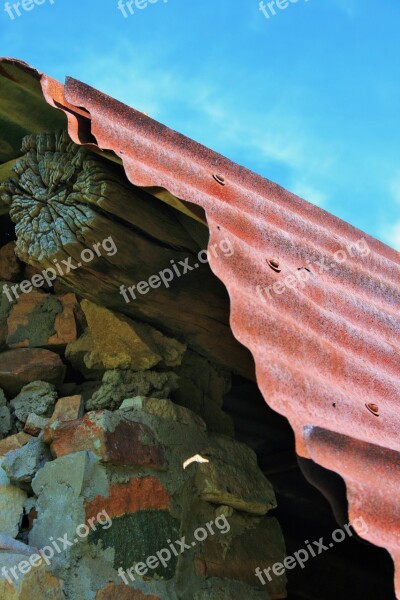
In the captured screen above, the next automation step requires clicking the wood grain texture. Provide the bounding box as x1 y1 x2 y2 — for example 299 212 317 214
1 131 254 378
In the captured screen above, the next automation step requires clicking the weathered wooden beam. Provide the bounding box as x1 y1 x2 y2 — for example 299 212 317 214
0 131 254 379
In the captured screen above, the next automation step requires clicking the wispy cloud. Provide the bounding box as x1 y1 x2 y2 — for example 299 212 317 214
290 182 328 207
381 222 400 251
50 43 332 209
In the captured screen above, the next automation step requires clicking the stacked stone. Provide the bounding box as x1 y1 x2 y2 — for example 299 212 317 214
0 233 286 599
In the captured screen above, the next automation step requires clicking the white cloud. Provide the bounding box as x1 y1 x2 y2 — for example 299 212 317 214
290 182 328 207
52 44 332 209
381 222 400 251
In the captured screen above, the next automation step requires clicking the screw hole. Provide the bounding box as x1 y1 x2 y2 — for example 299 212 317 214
365 403 379 417
267 258 281 273
213 174 226 185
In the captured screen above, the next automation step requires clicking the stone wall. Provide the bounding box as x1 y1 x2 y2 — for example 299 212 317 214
0 237 287 599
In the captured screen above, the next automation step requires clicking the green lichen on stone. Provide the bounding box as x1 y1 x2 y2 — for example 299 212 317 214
88 510 180 580
7 295 62 347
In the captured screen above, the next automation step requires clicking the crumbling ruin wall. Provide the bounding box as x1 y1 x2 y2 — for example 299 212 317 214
0 131 286 600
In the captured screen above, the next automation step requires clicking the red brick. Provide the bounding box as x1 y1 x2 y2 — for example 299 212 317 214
49 394 83 423
6 292 78 349
0 348 66 396
85 476 170 521
44 411 165 469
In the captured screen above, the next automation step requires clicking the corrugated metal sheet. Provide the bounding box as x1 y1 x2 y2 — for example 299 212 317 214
1 58 400 597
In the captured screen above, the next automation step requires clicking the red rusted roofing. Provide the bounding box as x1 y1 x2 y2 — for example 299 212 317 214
1 57 400 597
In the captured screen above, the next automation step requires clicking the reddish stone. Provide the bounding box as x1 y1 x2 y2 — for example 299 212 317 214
0 241 21 282
95 583 160 600
85 476 170 521
44 411 165 469
0 432 32 456
6 292 78 349
49 394 83 423
0 348 66 396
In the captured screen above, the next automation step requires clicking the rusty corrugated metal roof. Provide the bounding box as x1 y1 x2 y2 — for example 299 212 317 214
1 57 400 597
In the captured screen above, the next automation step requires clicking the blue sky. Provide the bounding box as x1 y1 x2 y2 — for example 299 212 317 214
1 0 399 250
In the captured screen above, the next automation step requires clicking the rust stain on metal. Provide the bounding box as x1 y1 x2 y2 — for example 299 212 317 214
1 58 400 597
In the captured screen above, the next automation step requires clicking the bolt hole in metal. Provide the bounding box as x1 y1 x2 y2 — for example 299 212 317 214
213 173 226 185
267 258 281 273
365 403 380 417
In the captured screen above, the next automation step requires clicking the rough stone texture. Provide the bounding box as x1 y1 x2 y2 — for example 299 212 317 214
85 476 170 520
89 510 181 580
44 411 165 469
49 394 84 424
119 396 206 430
195 517 286 599
0 349 65 396
30 451 108 554
27 405 285 600
86 369 179 411
2 437 52 484
0 241 21 282
0 387 12 438
0 458 27 536
6 292 78 349
0 433 32 456
0 405 11 438
10 381 57 424
0 532 37 555
194 435 277 515
23 414 49 437
172 350 233 436
1 130 254 380
0 553 64 599
95 584 161 600
66 300 186 378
